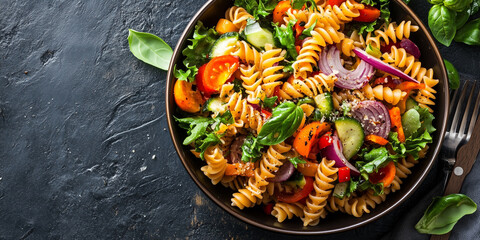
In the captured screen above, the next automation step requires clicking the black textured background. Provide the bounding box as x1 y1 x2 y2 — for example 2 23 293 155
1 0 479 239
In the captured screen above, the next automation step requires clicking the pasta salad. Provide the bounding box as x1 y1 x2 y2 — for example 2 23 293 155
173 0 438 226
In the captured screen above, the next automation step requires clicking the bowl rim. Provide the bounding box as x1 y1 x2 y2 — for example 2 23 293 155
166 0 449 235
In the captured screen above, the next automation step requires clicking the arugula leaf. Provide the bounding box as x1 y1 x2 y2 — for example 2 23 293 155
273 20 298 59
300 20 317 39
389 130 433 160
257 101 304 145
356 147 391 180
358 181 385 195
196 132 222 160
262 96 278 109
289 156 307 168
127 29 173 70
291 0 318 11
282 62 294 73
174 63 198 82
414 106 436 136
233 79 248 97
181 21 218 67
234 0 277 19
346 0 390 34
214 110 234 128
175 116 214 145
175 111 233 160
241 134 264 162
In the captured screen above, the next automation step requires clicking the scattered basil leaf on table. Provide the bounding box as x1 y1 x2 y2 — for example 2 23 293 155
444 59 460 89
257 101 304 145
415 194 477 234
444 0 473 11
455 10 470 29
428 0 444 4
128 29 173 70
454 18 480 46
467 0 480 15
428 5 457 47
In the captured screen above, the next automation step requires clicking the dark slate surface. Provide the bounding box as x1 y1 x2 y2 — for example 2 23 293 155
0 0 479 239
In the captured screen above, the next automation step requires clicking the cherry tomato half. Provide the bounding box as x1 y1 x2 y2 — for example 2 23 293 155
202 55 239 94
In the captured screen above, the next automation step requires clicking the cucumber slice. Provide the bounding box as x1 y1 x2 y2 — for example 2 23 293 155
405 97 419 111
335 117 364 160
244 22 275 49
314 92 333 117
285 172 306 189
402 108 421 138
297 97 315 106
209 32 239 58
333 182 349 199
203 97 226 113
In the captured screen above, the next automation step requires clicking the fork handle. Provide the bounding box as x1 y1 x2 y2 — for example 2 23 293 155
430 233 451 240
431 120 480 240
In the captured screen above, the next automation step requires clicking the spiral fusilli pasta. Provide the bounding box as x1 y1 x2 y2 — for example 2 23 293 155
231 143 291 209
302 158 338 226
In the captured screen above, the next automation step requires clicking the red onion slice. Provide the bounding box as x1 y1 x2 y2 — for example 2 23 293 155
268 161 295 182
321 135 360 176
319 46 375 90
351 100 391 139
399 38 421 59
353 48 419 83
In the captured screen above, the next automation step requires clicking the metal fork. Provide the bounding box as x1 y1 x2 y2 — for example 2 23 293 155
430 82 480 240
439 81 480 191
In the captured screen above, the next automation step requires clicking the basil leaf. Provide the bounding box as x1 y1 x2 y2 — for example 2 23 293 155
257 101 304 145
455 10 470 30
289 156 307 168
428 0 444 4
444 0 473 11
416 194 477 234
444 59 460 89
468 0 480 15
454 18 480 46
428 5 457 47
128 29 173 70
241 134 263 162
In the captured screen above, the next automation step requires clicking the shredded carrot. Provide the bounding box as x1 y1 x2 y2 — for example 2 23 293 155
389 107 405 142
366 134 389 145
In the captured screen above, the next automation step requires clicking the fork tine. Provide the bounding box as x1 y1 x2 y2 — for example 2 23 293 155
467 85 480 141
459 82 476 137
449 82 462 117
450 81 470 133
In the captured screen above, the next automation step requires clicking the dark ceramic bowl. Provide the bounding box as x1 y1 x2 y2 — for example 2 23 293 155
166 0 448 235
